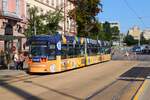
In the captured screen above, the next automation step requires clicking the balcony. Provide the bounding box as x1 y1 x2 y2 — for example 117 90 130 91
0 0 22 20
1 11 21 20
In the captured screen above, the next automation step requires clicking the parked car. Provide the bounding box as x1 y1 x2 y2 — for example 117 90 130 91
132 46 144 53
142 45 150 54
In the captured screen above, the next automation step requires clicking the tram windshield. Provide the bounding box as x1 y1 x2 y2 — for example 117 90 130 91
31 45 49 56
29 41 56 60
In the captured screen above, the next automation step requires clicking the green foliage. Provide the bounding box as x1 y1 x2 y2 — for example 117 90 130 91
111 26 120 40
69 0 102 37
92 21 120 41
140 35 150 44
124 34 150 46
24 6 63 37
45 10 63 34
124 35 138 46
102 21 112 41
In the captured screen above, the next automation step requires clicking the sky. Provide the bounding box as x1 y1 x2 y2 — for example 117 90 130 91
97 0 150 34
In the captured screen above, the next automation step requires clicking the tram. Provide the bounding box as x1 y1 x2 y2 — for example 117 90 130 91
27 33 111 73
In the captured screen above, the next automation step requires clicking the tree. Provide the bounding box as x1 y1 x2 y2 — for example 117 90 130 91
102 21 112 41
111 26 120 41
44 10 63 34
124 34 138 46
24 6 63 37
25 6 44 37
69 0 102 37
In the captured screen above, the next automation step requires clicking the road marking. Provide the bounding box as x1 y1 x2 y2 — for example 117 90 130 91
133 80 148 100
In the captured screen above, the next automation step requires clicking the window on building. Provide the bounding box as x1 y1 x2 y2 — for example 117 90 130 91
51 0 54 6
56 0 58 6
26 3 30 18
40 8 43 14
46 0 49 4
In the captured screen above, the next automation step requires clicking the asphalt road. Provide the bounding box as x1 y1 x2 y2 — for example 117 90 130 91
112 49 150 61
1 61 150 100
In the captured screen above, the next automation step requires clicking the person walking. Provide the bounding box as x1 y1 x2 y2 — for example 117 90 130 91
13 52 20 70
19 52 25 70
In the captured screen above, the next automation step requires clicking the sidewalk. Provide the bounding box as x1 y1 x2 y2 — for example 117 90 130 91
0 69 28 82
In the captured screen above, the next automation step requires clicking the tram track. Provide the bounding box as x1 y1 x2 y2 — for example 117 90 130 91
85 79 144 100
86 62 150 100
111 79 144 100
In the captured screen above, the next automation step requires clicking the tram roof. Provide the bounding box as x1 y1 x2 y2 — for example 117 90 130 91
27 34 110 46
28 34 62 43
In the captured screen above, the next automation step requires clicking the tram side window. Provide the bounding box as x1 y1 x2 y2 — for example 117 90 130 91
92 45 98 55
97 46 101 54
68 44 74 58
105 47 111 54
48 44 56 60
87 45 99 56
87 45 92 56
80 45 84 56
100 47 105 54
75 44 81 57
61 44 67 59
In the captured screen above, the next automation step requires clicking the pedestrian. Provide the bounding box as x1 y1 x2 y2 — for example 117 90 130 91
13 52 20 70
19 52 25 70
125 51 129 57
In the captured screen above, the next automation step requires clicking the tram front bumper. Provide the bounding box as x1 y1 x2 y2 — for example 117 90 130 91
28 64 49 73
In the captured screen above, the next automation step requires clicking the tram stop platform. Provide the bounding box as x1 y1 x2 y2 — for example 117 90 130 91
134 76 150 100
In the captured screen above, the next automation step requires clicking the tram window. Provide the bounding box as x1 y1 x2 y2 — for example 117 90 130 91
68 44 74 58
97 46 101 54
105 47 111 54
30 45 56 60
61 44 67 59
49 44 55 49
48 44 56 60
87 44 99 56
101 47 107 54
75 44 81 57
80 45 84 56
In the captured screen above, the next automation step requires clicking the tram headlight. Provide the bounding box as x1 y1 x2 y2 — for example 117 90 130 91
41 57 47 62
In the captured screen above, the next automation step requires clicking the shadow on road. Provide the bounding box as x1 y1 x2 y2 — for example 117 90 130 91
24 81 83 100
119 67 150 79
0 80 41 100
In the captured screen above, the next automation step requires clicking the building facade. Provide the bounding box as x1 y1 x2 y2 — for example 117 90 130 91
0 0 27 51
128 26 141 40
110 22 120 30
142 29 150 40
26 0 77 36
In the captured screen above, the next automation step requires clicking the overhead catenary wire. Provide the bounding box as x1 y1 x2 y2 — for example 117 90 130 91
123 0 147 28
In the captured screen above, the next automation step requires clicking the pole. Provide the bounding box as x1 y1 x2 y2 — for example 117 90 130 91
74 0 76 35
64 0 66 35
119 33 121 46
138 34 141 46
34 20 36 35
